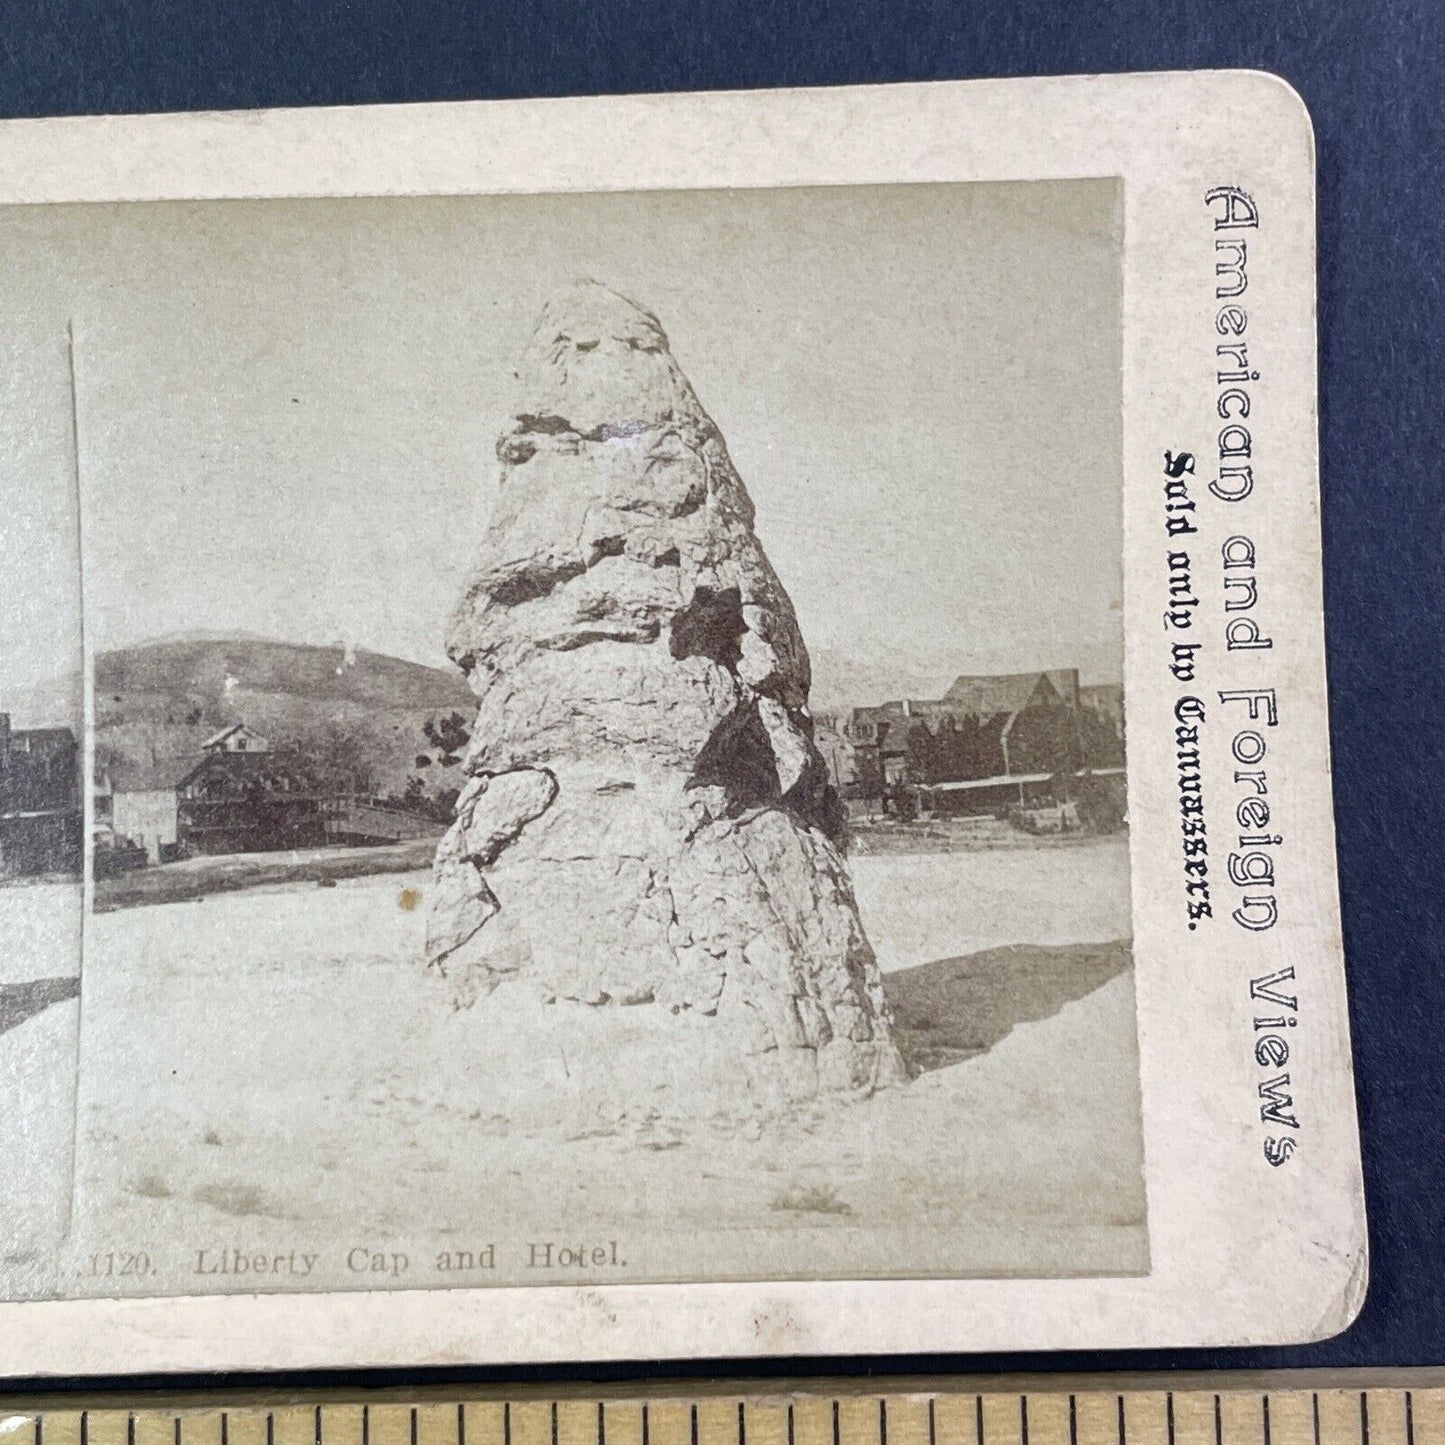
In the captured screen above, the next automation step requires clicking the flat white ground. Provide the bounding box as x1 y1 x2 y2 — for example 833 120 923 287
7 838 1147 1297
0 881 80 1295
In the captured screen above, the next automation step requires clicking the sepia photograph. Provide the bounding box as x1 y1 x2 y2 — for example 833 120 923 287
0 75 1366 1368
1 177 1143 1297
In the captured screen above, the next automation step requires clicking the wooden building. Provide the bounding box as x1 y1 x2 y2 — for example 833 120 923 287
200 723 270 755
843 670 1126 819
100 757 193 864
174 750 344 855
101 726 440 864
0 713 82 876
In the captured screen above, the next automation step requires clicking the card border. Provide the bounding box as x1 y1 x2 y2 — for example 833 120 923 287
0 70 1364 1372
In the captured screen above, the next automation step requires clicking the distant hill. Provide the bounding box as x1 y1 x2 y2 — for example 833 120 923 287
806 646 1124 714
96 638 472 713
0 673 82 732
92 638 476 802
806 647 952 714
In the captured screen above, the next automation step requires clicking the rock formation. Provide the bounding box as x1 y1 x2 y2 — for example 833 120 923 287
426 281 903 1123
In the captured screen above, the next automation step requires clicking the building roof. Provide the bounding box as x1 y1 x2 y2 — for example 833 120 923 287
942 669 1079 716
915 765 1124 792
108 756 203 793
109 749 339 794
918 772 1054 791
190 750 280 775
3 725 77 756
202 723 267 749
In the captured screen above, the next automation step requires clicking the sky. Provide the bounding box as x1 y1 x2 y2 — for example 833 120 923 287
0 178 1122 717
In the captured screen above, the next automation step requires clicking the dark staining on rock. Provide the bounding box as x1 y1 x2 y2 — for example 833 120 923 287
689 704 783 814
496 433 537 467
669 585 746 670
781 750 849 845
488 557 587 608
589 535 627 562
580 418 651 443
515 412 579 436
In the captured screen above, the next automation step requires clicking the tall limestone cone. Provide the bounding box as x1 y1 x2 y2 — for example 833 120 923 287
426 282 904 1125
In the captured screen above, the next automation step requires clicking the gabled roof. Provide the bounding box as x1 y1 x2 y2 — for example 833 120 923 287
943 669 1079 716
108 756 203 793
875 707 1008 754
189 751 277 775
110 749 330 794
202 722 266 749
12 726 76 743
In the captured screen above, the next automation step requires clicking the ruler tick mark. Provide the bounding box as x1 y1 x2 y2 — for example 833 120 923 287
23 1379 1445 1445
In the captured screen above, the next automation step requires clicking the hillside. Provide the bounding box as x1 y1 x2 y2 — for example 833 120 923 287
96 638 473 712
93 638 476 803
806 647 951 714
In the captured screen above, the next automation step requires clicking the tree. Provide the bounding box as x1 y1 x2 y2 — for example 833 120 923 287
423 711 470 768
1074 772 1126 834
277 725 372 796
904 721 940 784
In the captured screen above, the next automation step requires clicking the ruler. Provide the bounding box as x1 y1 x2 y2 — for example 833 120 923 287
2 1377 1442 1445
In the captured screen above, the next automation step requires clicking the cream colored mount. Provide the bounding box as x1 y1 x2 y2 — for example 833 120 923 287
2 1375 1441 1445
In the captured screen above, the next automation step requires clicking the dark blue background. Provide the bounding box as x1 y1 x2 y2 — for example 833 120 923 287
4 0 1442 1385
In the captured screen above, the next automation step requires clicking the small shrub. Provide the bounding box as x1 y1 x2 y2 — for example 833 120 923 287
769 1183 851 1216
129 1173 172 1200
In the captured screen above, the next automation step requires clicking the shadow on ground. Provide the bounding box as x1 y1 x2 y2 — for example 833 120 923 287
881 938 1132 1077
0 977 79 1038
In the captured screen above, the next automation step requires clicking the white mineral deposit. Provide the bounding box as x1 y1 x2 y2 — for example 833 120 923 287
426 284 905 1122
